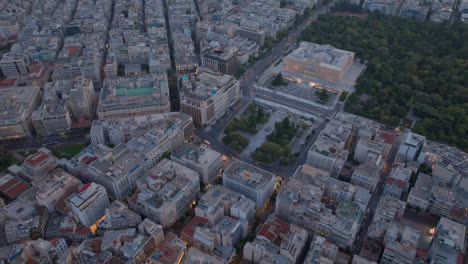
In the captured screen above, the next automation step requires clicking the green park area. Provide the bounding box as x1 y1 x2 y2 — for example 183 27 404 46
223 103 270 152
53 143 88 158
251 117 300 165
300 13 468 151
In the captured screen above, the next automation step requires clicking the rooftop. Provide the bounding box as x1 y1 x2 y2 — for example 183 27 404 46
223 159 275 191
24 150 51 167
389 166 412 182
286 42 354 70
172 143 221 167
183 247 225 264
0 86 41 127
408 173 432 201
0 174 31 199
181 216 209 240
69 183 106 208
149 233 186 264
182 69 238 101
435 217 466 253
98 74 169 114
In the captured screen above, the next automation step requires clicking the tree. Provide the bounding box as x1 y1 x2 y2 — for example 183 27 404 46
251 142 283 163
339 91 349 102
282 117 290 129
301 14 468 151
271 73 286 86
234 66 246 78
162 152 172 159
223 132 249 152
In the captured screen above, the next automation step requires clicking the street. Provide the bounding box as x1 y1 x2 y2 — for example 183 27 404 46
196 3 336 178
352 132 404 254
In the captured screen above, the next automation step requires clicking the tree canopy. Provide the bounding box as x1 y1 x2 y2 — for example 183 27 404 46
300 14 468 150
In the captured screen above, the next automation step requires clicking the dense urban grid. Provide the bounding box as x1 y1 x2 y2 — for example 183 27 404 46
0 0 466 263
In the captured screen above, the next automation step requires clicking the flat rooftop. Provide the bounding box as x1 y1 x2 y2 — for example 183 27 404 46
172 143 221 166
98 74 169 113
223 160 275 190
287 42 354 70
182 70 237 101
0 86 40 126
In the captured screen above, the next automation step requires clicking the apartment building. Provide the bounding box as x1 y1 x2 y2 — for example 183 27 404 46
180 70 240 127
0 174 31 200
90 112 193 147
223 160 275 207
0 52 30 78
98 200 142 231
32 102 72 137
0 86 42 141
429 183 460 218
19 148 58 181
172 143 222 184
183 247 226 264
243 217 308 264
324 177 372 212
230 196 256 224
275 165 329 230
317 201 363 248
128 159 200 228
195 185 242 227
382 166 412 200
35 169 82 212
351 158 383 193
237 22 266 46
307 119 352 177
363 0 401 15
202 47 238 75
69 183 111 227
367 197 406 240
407 173 432 210
66 144 149 200
397 132 425 161
212 216 245 247
429 217 466 264
304 236 339 264
381 225 421 264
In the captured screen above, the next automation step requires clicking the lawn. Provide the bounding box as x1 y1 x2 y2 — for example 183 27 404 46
54 143 88 157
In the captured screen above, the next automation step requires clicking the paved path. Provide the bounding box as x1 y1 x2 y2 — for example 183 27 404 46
241 110 286 157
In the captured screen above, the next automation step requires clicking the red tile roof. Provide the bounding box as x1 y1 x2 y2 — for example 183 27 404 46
59 228 74 233
25 151 50 166
6 182 31 198
29 64 43 74
379 129 398 145
75 226 90 235
91 239 103 253
181 216 208 239
80 183 92 192
0 78 17 87
0 176 31 199
50 237 61 246
386 177 405 189
0 177 19 192
257 218 291 242
68 46 80 56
